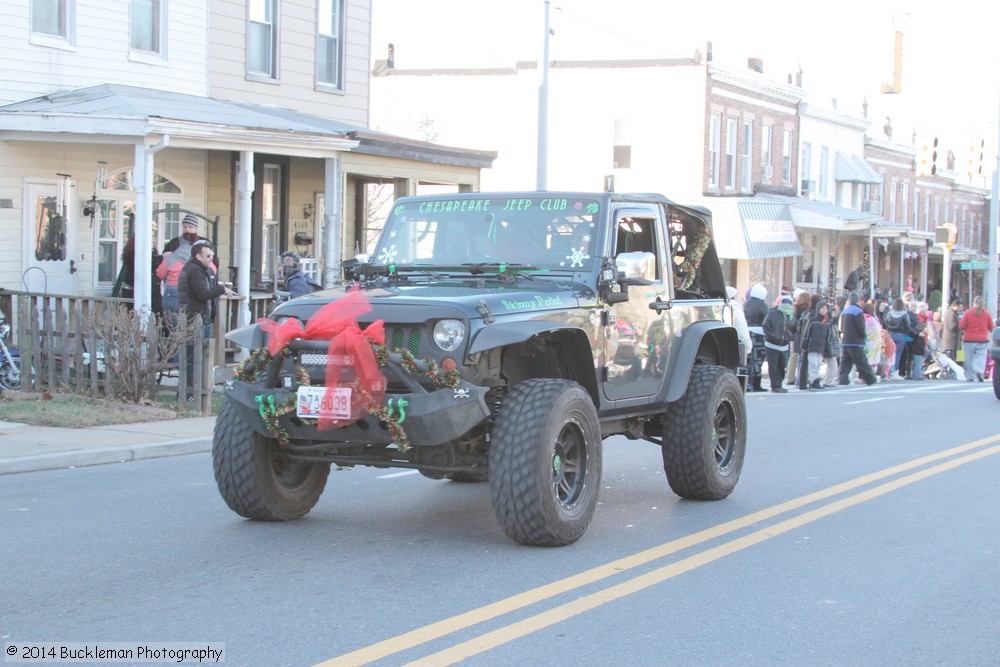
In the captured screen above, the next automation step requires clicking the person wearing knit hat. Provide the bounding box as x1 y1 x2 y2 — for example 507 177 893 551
279 250 320 298
157 211 213 319
744 283 769 392
762 295 795 392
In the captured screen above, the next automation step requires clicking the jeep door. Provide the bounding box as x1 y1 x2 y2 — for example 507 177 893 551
602 205 672 401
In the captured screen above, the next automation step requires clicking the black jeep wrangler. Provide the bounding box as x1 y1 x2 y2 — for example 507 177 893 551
213 192 747 546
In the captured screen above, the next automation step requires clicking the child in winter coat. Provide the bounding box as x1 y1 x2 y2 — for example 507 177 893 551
801 300 836 390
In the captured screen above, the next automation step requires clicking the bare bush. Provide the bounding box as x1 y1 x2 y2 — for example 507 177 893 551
84 304 199 403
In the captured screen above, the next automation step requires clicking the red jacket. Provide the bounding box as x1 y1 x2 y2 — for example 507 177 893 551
959 308 994 343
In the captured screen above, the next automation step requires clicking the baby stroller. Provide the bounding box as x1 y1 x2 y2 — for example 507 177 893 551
923 337 963 380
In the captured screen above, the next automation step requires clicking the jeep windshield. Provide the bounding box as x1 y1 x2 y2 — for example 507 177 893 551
370 195 602 273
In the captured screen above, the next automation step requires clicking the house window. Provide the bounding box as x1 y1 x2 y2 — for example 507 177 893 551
889 181 898 223
261 163 283 281
818 147 828 198
782 128 793 182
761 124 772 175
924 193 932 231
317 0 343 88
725 118 736 189
900 182 909 226
130 0 164 55
248 0 278 78
31 0 74 42
741 120 752 192
800 142 811 193
912 190 919 228
708 113 720 188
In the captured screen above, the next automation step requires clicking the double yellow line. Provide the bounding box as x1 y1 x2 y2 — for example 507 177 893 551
317 434 1000 666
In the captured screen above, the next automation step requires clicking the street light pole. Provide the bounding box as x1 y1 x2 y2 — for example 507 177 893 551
536 0 550 191
989 81 1000 316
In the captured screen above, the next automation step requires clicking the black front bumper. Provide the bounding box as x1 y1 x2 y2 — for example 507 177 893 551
223 378 492 447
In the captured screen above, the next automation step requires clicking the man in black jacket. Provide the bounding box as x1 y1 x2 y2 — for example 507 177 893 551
178 240 234 390
838 291 877 386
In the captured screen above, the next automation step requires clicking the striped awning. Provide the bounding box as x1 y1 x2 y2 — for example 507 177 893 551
696 197 802 260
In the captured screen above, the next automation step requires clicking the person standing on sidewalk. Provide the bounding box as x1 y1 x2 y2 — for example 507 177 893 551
959 296 994 382
762 295 795 393
838 291 878 386
884 297 915 379
941 298 963 361
801 299 833 390
744 283 769 392
178 240 234 389
784 290 811 387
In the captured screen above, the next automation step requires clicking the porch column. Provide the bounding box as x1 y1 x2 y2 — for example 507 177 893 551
237 151 254 329
133 144 152 318
323 156 342 286
133 137 169 320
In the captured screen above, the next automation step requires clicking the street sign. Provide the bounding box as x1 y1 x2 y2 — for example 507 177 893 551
959 261 989 270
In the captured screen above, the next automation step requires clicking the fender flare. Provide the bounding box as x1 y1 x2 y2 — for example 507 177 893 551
660 320 740 403
468 320 584 355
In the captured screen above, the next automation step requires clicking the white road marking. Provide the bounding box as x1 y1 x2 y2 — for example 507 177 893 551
845 396 904 405
377 470 420 479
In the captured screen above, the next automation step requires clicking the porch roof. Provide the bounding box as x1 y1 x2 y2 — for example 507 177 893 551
757 193 881 232
0 84 496 167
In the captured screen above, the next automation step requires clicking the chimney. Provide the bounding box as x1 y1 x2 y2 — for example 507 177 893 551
387 43 395 69
706 41 713 62
748 58 763 74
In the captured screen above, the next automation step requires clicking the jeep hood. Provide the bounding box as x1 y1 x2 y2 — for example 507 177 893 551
271 278 597 321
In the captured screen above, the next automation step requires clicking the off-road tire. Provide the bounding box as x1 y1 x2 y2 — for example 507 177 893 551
213 397 330 521
662 365 746 500
489 379 601 546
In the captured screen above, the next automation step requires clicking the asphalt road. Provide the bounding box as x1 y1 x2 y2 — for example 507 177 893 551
2 380 999 666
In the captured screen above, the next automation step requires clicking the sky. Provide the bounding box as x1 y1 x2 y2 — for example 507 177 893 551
371 0 1000 180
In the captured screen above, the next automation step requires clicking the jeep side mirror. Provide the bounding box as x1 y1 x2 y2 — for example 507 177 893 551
616 251 656 287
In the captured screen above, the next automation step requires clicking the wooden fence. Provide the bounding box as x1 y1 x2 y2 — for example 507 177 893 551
0 291 215 414
1 289 279 415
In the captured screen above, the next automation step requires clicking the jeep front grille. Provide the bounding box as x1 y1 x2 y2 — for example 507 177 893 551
389 326 422 356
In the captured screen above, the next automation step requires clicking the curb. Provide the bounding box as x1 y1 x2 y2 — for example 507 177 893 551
0 438 213 475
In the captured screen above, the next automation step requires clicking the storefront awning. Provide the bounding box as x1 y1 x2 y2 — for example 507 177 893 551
758 193 881 232
696 197 802 260
835 152 882 184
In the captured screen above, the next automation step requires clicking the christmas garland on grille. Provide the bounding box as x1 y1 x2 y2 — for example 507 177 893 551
233 300 461 452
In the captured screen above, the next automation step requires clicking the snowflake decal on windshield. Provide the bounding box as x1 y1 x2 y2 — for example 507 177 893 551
565 246 590 268
377 244 398 264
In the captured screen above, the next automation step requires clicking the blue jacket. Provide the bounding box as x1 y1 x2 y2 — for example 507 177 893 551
283 271 317 299
840 304 867 347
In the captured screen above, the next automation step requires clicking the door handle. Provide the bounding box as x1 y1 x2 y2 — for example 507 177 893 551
69 259 77 274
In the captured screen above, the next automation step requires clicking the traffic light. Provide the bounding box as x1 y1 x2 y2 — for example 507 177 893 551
917 136 939 176
967 138 984 182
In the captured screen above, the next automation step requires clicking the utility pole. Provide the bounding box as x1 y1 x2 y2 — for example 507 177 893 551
989 81 1000 317
536 0 550 191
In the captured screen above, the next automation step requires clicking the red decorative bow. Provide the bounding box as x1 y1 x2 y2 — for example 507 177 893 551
258 289 387 430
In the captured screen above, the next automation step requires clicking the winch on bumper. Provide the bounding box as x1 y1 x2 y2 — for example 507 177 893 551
223 377 491 447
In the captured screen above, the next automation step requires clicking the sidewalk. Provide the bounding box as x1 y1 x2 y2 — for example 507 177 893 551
0 415 215 475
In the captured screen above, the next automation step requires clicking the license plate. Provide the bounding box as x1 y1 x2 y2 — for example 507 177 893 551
296 386 352 420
